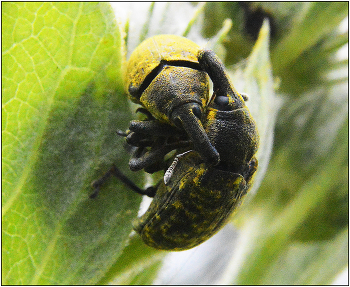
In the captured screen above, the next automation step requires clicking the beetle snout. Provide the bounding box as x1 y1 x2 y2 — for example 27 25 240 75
171 103 220 165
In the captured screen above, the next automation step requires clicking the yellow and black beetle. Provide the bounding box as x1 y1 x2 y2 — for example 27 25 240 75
124 35 220 166
91 41 259 250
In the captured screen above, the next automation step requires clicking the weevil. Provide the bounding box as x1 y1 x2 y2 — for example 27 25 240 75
91 44 259 250
125 34 220 166
125 47 257 174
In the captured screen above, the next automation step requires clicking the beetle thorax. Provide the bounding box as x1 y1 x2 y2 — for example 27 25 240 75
140 66 209 123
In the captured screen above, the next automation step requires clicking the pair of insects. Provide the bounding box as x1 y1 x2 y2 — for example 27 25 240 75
92 35 259 251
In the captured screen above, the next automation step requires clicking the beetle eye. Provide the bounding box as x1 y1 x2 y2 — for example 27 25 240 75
192 106 202 119
214 95 230 107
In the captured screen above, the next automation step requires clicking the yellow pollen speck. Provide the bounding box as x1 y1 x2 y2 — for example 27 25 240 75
173 201 182 209
233 177 242 185
207 110 217 121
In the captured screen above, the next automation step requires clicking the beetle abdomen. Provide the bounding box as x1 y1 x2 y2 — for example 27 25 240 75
133 152 247 251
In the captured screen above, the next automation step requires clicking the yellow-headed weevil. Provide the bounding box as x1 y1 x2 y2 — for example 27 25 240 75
91 42 259 250
125 34 220 166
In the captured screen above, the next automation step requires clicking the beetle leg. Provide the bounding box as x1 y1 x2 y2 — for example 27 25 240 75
135 107 155 120
243 156 258 183
116 130 128 137
129 139 191 171
90 164 156 198
240 93 249 101
125 131 157 147
129 120 183 137
117 121 192 172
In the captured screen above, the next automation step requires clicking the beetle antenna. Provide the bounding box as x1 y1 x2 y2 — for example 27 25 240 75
164 150 193 184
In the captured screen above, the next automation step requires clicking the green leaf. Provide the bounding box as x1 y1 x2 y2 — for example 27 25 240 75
2 3 142 284
99 235 165 285
203 2 348 97
241 20 281 193
272 2 348 71
262 228 348 285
